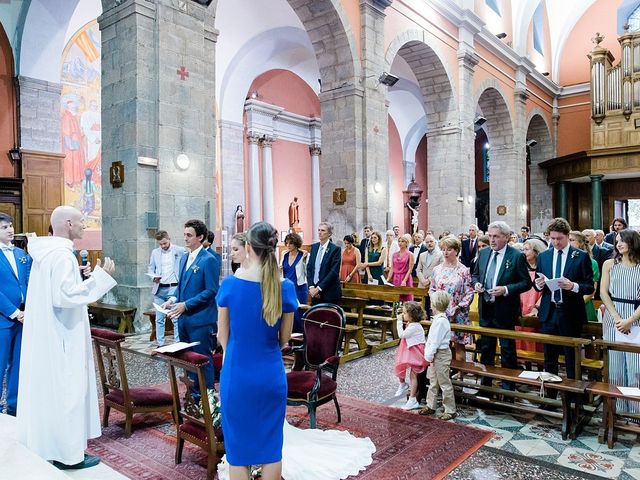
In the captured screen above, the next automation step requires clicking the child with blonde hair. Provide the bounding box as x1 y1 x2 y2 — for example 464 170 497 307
419 290 457 420
394 301 428 410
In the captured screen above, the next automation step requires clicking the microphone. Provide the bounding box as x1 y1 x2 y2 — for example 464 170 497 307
80 250 89 279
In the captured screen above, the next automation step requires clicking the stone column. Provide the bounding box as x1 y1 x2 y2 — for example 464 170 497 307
219 120 245 232
261 136 275 225
359 0 392 230
557 181 568 219
510 85 529 229
310 144 321 240
247 132 261 224
457 48 480 232
590 175 604 229
99 0 217 327
18 76 62 153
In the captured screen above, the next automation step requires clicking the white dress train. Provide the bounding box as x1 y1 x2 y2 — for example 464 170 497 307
217 420 376 480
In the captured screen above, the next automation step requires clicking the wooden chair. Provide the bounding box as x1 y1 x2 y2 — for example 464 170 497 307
161 350 223 480
287 303 345 428
91 328 174 437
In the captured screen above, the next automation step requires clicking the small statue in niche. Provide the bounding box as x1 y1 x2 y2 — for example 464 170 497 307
404 178 423 234
234 205 245 234
288 197 300 229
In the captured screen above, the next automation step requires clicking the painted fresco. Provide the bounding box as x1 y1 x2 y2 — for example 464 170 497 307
60 20 101 245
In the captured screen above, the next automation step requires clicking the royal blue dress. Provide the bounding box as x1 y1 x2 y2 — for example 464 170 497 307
216 276 298 466
282 251 308 333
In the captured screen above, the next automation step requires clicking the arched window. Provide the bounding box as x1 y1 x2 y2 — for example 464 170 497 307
628 4 640 31
533 3 545 55
486 0 501 17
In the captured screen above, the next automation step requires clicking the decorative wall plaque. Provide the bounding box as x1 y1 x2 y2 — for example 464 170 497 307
496 205 507 216
333 188 346 205
109 161 124 188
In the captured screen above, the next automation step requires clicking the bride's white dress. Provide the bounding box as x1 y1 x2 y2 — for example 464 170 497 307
217 420 376 480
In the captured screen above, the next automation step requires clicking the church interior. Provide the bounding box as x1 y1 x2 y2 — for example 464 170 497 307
2 0 640 479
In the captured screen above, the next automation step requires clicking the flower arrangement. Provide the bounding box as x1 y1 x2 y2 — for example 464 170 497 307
571 251 580 259
192 265 200 273
19 256 28 264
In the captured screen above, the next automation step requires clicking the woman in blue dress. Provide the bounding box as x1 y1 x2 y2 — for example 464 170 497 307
217 222 297 480
281 232 308 333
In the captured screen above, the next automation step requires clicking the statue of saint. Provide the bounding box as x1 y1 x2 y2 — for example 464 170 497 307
288 197 299 229
406 201 419 234
234 205 245 234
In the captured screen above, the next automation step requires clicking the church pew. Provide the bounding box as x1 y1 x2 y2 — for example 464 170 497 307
420 321 592 439
587 339 640 448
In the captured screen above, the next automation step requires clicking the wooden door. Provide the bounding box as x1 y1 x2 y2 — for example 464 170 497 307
22 149 64 235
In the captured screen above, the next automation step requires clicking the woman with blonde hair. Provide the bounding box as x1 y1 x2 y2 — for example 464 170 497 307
386 234 414 301
569 230 600 322
363 230 387 284
217 222 298 480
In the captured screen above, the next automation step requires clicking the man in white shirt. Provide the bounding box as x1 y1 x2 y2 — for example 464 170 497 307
148 230 186 345
416 234 444 288
595 229 614 249
409 232 426 277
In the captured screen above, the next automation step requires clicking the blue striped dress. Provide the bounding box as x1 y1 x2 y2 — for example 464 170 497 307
603 262 640 413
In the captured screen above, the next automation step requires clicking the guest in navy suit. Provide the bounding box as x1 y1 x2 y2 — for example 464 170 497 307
307 222 342 304
535 218 593 379
165 219 220 388
0 213 32 416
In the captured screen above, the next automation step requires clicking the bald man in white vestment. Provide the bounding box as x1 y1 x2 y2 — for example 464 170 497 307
16 206 117 470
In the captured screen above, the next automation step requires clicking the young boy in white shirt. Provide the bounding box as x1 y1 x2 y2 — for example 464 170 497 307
419 290 457 420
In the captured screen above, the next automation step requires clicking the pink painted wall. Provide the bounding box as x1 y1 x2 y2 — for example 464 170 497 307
0 24 15 177
243 70 319 243
340 0 361 61
272 140 312 242
249 69 320 117
559 0 623 87
415 136 428 231
557 93 592 156
388 117 404 229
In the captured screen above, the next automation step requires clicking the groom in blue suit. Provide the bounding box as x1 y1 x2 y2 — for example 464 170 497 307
0 213 32 416
165 219 220 388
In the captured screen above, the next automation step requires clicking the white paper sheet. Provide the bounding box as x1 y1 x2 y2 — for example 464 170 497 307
518 371 541 380
153 302 171 315
614 326 640 345
617 386 640 397
153 341 200 354
381 278 394 287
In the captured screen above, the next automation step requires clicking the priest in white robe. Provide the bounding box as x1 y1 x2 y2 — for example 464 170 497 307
17 206 117 469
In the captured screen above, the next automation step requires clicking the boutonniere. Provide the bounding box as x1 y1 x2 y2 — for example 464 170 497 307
504 260 512 270
19 256 28 264
192 265 200 273
571 251 579 259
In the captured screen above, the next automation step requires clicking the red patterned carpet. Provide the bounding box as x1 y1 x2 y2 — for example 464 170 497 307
89 395 491 480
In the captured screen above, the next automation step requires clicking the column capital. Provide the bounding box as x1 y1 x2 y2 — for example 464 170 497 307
247 132 261 145
261 135 275 147
360 0 393 15
457 50 480 71
514 88 529 104
310 144 322 156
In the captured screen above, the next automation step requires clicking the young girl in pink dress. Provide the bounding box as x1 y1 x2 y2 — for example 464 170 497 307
394 301 428 410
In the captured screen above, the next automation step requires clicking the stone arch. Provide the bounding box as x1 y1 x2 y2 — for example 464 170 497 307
284 0 359 88
526 111 554 232
385 31 459 232
475 82 520 228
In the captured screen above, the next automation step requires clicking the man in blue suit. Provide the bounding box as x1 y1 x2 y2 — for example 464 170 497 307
165 219 220 388
535 218 593 379
0 213 32 416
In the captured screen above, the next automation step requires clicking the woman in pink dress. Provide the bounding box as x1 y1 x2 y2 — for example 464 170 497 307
517 238 546 352
429 236 474 361
340 235 361 283
386 234 414 301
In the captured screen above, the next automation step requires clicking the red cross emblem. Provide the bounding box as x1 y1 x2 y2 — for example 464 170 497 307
177 66 189 81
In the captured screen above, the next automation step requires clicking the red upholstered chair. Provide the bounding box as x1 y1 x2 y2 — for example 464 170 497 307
91 328 174 437
161 350 223 480
286 303 345 428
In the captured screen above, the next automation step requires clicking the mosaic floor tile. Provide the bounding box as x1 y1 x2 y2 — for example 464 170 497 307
557 447 624 478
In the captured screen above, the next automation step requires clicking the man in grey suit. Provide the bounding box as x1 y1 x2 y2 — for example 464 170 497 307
148 230 186 345
416 234 444 288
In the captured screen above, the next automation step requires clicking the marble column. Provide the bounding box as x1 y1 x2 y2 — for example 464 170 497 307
247 132 262 224
310 144 321 241
261 136 275 225
590 175 604 229
557 181 568 220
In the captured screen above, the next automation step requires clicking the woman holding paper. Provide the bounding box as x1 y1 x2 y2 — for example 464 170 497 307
600 229 640 414
363 231 386 285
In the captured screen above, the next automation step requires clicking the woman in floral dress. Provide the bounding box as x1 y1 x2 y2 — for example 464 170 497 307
430 236 474 361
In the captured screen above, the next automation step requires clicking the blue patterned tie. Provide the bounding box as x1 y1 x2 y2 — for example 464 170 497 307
554 249 563 303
